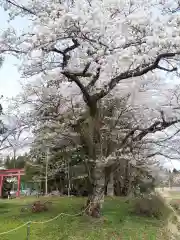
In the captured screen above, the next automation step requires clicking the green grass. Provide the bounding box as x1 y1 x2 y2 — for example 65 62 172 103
0 197 165 240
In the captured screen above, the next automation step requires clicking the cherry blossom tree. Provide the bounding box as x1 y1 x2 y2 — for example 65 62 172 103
1 0 180 216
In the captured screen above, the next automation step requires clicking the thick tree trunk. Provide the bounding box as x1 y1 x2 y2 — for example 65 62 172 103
121 161 131 196
106 172 114 196
85 164 105 218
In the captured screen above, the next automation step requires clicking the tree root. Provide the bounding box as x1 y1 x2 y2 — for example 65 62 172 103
82 199 101 218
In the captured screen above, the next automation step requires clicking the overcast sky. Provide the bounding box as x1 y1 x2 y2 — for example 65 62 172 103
0 9 23 102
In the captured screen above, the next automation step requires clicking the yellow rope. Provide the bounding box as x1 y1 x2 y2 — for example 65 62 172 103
0 201 91 235
0 222 29 236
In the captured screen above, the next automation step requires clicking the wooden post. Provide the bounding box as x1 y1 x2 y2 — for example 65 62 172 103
45 149 49 195
67 158 71 197
0 175 3 197
26 222 31 240
17 172 21 197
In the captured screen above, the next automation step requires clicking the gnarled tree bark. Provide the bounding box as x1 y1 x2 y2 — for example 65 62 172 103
85 163 105 218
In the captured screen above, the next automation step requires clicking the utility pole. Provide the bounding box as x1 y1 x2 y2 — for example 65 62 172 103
13 149 16 191
45 148 49 195
168 170 172 189
67 158 70 197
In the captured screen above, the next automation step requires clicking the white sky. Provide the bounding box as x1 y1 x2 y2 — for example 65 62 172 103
0 9 22 101
0 8 30 157
0 55 21 100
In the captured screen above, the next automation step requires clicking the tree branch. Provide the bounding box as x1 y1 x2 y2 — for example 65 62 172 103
0 48 26 54
134 119 180 142
50 39 80 68
6 0 36 15
147 152 180 160
93 52 179 100
120 110 180 149
86 66 101 90
63 71 92 78
157 65 177 72
62 72 92 107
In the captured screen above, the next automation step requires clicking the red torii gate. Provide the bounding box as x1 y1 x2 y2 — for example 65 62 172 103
0 169 25 197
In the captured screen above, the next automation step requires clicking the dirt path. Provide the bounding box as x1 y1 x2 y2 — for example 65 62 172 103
157 189 180 239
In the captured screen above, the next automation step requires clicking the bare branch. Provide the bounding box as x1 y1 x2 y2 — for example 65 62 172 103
83 62 91 75
49 39 80 68
157 65 177 72
86 66 101 90
147 152 180 160
62 72 93 108
63 71 92 78
134 118 180 142
94 52 179 100
152 128 180 144
120 110 180 150
0 48 26 54
6 0 36 15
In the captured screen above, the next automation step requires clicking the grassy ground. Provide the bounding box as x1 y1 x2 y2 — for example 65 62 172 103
0 196 165 240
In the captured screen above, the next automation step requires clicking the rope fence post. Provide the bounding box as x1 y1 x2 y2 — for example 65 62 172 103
26 222 31 240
